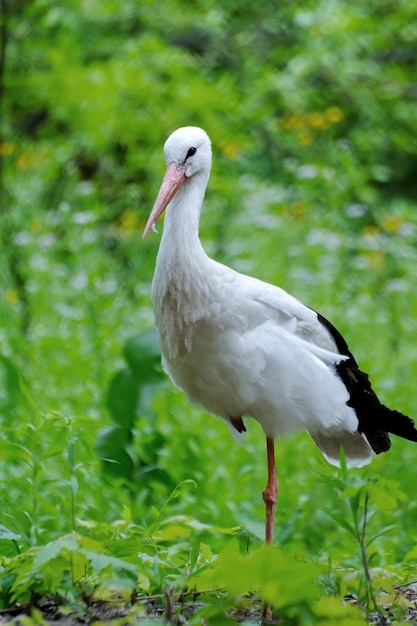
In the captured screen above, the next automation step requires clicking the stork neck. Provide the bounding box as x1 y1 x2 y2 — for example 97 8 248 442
160 170 209 261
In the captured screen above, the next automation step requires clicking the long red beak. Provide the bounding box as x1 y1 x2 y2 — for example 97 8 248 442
142 163 186 239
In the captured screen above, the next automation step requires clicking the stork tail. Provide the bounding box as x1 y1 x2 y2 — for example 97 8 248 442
317 313 417 454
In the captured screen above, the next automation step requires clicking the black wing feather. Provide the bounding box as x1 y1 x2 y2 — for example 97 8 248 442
317 313 417 454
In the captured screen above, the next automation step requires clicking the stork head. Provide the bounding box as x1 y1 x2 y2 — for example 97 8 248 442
143 127 212 238
164 126 212 178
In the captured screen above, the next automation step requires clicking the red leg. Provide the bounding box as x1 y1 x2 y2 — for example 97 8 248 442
262 437 278 544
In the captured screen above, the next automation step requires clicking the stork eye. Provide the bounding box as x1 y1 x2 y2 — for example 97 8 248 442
186 146 197 160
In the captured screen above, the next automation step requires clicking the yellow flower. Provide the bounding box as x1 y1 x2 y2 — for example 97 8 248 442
307 112 329 130
381 214 402 234
362 225 380 238
5 289 19 305
219 140 242 160
281 113 306 130
30 218 42 232
119 210 139 235
0 142 15 156
325 107 344 124
16 153 34 170
296 129 314 146
287 201 307 218
366 250 386 270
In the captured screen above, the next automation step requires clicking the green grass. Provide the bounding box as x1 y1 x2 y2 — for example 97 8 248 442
1 182 417 623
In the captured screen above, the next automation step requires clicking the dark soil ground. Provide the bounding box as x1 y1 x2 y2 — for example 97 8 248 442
1 583 417 625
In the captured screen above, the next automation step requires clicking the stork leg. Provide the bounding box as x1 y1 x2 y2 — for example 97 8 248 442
262 437 278 545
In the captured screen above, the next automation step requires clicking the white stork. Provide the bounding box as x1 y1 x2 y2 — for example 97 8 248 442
143 126 417 543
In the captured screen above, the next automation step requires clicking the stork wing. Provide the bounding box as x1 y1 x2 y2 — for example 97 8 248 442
245 277 343 355
248 277 417 453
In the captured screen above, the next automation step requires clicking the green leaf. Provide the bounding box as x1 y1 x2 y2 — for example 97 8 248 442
0 540 20 558
314 596 366 625
104 537 144 560
81 550 138 588
0 525 21 542
0 356 24 417
123 331 163 383
32 535 78 569
196 542 320 609
106 368 139 425
95 426 134 480
324 510 357 539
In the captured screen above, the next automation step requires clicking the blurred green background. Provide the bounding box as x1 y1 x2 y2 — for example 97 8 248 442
1 0 417 614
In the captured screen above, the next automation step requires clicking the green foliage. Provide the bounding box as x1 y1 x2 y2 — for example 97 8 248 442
1 0 417 622
192 542 366 625
96 330 167 489
2 533 138 606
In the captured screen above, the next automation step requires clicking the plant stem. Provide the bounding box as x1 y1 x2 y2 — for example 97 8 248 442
355 492 379 614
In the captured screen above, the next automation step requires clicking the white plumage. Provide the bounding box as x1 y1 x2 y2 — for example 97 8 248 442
143 126 417 542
